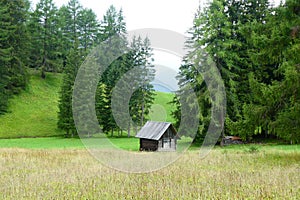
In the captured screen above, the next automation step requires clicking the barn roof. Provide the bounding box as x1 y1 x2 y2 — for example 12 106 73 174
135 121 176 140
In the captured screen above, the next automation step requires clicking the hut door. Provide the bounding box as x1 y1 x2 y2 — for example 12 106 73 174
163 138 170 148
162 129 173 149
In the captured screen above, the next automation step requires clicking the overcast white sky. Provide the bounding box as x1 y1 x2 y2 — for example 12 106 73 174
30 0 282 35
30 0 200 35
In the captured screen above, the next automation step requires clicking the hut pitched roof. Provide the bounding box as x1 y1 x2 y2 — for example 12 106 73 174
135 121 175 140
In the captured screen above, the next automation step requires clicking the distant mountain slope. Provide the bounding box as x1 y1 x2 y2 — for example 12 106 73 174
152 83 174 93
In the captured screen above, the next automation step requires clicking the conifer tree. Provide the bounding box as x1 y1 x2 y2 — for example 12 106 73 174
78 8 100 54
173 0 272 142
29 0 60 78
0 0 30 114
65 0 82 44
231 0 300 143
96 5 128 135
57 41 81 137
130 36 155 128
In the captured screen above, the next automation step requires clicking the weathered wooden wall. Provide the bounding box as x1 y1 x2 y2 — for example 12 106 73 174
157 138 176 151
140 139 158 151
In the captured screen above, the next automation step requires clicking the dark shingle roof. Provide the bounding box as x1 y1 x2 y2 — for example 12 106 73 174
135 121 175 140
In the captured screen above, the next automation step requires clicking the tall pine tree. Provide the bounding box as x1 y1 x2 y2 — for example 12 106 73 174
29 0 61 78
0 0 30 114
57 41 81 137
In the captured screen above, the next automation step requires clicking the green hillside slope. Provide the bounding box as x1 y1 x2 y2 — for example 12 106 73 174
0 71 63 138
0 72 176 139
151 91 176 123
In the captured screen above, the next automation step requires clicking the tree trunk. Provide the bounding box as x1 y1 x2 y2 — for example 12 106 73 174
220 131 225 147
41 67 46 79
42 17 47 79
220 107 225 147
127 121 131 138
141 100 145 127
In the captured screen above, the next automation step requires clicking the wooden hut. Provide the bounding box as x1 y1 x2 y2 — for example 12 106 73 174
135 121 178 151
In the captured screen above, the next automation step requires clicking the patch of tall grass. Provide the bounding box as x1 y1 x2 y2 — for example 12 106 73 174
0 148 299 199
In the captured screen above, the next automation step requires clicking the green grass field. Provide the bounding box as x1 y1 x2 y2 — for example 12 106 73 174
0 136 185 151
0 137 84 149
0 136 299 153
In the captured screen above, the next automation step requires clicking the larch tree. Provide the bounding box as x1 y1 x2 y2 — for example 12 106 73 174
78 8 100 54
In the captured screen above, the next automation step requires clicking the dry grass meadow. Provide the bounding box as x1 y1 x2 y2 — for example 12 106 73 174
0 148 299 199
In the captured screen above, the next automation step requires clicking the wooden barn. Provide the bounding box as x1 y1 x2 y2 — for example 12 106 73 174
135 121 178 151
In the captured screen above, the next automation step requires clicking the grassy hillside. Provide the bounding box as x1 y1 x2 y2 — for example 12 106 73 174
0 71 64 138
151 91 176 123
0 72 176 138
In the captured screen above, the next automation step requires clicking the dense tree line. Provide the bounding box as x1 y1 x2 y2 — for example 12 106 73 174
0 0 99 113
174 0 300 144
0 0 155 137
28 0 99 77
57 5 155 137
